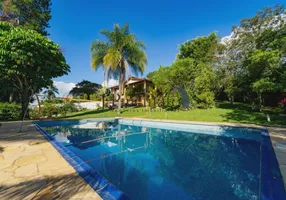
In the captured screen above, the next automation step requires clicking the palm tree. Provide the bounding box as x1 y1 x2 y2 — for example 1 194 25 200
90 24 147 114
43 84 59 101
97 87 107 110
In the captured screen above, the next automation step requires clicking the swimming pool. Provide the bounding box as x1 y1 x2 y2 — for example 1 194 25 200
35 119 286 200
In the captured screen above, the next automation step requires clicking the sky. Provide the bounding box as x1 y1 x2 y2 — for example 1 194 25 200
48 0 285 96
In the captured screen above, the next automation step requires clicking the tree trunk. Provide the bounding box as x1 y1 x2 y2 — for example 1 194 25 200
259 93 263 111
9 93 14 102
117 69 125 114
35 95 41 115
102 95 105 110
21 88 30 119
230 95 234 104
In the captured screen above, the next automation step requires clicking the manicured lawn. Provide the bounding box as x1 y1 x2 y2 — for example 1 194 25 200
59 102 286 126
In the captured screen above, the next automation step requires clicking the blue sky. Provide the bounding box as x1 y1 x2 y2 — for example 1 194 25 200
49 0 285 94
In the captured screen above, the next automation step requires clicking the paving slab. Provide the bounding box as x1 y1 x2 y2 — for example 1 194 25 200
0 122 101 200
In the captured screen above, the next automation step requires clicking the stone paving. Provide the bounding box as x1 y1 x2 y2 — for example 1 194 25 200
267 126 286 189
0 122 101 200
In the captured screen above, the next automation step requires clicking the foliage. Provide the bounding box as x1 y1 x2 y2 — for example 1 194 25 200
0 0 52 36
219 5 286 108
148 58 216 108
197 91 215 109
279 94 286 113
90 23 147 114
69 80 102 100
96 87 110 109
41 102 58 117
0 102 21 121
83 93 88 100
43 84 59 101
177 32 224 63
90 93 101 101
0 21 70 117
40 102 80 118
29 107 41 119
59 102 79 116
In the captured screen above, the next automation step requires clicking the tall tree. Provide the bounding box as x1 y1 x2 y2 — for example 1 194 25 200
222 4 286 108
90 24 147 114
0 0 52 35
177 32 224 64
0 21 70 117
69 80 102 100
43 84 59 101
97 87 110 110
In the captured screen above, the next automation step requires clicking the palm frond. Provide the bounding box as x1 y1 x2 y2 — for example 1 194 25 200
90 40 109 70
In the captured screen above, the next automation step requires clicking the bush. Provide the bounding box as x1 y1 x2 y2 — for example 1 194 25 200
279 96 286 113
0 102 22 121
59 102 79 116
41 103 59 118
197 91 215 109
29 107 41 119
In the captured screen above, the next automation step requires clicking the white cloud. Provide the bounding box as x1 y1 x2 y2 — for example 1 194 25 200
53 81 76 97
102 78 119 87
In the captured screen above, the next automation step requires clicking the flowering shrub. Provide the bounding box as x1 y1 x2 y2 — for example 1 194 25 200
279 94 286 113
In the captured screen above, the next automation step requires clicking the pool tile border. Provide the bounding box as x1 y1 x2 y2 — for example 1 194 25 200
261 130 286 200
34 122 130 200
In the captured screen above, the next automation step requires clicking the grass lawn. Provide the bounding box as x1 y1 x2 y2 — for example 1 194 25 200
59 102 286 126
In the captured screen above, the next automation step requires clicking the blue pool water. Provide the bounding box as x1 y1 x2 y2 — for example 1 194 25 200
36 120 283 200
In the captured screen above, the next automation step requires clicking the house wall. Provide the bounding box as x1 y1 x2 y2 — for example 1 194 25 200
110 81 153 106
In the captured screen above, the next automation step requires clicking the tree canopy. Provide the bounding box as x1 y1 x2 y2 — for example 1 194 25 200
69 80 102 100
219 4 286 108
0 21 70 116
0 0 52 35
43 84 59 101
148 4 286 110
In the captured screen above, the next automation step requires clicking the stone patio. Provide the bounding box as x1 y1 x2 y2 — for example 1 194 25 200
267 126 286 189
0 122 101 200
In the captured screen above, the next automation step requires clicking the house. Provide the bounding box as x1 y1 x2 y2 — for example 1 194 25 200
109 76 153 106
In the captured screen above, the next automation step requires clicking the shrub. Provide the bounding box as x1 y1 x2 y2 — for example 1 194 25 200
0 102 22 121
29 107 41 119
60 102 79 116
41 103 59 118
197 91 215 109
279 96 286 113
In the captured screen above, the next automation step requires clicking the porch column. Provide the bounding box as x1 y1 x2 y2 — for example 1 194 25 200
144 80 147 106
112 89 115 106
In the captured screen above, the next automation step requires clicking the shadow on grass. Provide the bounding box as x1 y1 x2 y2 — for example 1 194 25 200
59 109 112 119
0 173 103 200
218 102 286 125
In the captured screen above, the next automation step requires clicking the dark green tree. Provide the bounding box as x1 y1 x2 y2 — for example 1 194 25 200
222 4 286 108
177 32 224 64
0 21 70 117
0 0 52 36
69 80 102 100
43 84 59 101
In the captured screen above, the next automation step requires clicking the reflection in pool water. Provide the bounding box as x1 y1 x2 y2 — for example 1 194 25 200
43 121 261 200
